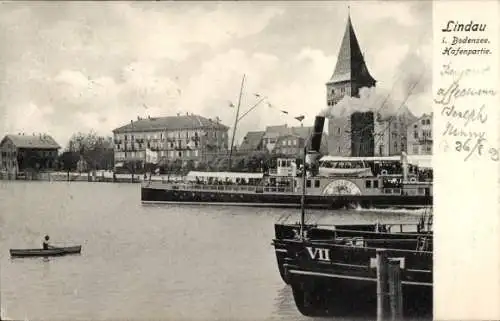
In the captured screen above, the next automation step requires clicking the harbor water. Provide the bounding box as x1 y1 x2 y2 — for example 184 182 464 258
0 181 423 321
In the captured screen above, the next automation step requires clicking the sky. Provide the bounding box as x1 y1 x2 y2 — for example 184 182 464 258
0 1 432 149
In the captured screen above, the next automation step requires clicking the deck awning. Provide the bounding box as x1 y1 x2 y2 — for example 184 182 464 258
186 171 264 180
407 155 432 169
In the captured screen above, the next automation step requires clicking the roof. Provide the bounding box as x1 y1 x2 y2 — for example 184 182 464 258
290 126 312 139
0 134 61 149
327 14 376 86
112 114 229 133
239 131 265 151
263 125 289 138
319 155 432 168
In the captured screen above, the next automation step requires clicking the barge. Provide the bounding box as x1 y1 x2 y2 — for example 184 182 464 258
272 213 433 318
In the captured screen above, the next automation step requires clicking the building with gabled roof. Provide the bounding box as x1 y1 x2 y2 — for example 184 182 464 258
239 131 265 152
0 133 61 173
239 122 328 159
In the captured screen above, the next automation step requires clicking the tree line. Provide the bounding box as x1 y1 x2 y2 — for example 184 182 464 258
58 131 114 172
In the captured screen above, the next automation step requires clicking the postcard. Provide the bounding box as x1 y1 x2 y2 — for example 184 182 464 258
0 1 498 320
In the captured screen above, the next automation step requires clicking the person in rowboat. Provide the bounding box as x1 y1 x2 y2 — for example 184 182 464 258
43 235 51 250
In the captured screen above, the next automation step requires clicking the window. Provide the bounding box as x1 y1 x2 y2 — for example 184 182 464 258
306 180 311 188
365 180 372 188
414 131 418 139
413 145 419 154
373 180 379 188
314 180 320 188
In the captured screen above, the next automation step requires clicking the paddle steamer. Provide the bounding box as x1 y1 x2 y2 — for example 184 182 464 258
141 116 432 209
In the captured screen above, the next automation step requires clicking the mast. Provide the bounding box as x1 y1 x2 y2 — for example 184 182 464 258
300 143 308 240
228 74 246 170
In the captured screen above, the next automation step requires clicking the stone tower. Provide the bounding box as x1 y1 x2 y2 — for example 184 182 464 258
326 13 377 156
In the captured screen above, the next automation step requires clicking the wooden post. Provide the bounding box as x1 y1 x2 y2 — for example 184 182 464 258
388 259 403 320
376 249 389 321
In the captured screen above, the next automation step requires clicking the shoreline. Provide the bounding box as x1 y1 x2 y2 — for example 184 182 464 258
0 171 183 184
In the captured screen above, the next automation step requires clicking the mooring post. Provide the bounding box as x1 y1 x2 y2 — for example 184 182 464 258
376 249 389 321
388 259 403 320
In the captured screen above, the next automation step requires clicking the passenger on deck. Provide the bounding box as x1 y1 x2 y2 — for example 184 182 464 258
43 235 50 250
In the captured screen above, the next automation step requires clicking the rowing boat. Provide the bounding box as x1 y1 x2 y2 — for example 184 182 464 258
9 245 82 258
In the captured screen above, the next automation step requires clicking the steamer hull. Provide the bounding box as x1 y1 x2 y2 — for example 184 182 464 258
141 185 432 209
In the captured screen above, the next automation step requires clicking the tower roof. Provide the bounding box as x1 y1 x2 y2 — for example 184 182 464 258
327 14 376 86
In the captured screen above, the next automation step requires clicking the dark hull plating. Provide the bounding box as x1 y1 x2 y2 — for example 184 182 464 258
141 187 432 209
272 224 433 318
289 272 432 318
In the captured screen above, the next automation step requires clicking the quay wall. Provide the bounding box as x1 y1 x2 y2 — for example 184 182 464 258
0 171 184 184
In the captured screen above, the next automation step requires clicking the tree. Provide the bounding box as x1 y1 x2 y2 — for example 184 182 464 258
66 131 114 171
196 161 208 171
58 151 80 171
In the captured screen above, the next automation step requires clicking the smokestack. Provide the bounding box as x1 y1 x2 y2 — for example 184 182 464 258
305 116 326 175
310 116 325 153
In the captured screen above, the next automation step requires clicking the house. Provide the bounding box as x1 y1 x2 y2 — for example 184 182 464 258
0 134 61 173
407 113 433 155
239 123 329 159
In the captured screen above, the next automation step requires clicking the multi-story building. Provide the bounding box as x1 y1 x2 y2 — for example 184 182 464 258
262 125 289 152
240 124 328 159
325 13 416 157
407 113 432 155
112 113 229 168
0 133 60 173
374 109 418 156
